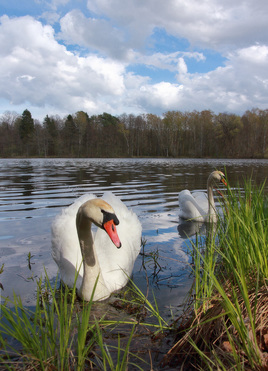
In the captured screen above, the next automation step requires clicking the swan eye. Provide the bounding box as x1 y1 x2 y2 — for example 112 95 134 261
101 209 120 226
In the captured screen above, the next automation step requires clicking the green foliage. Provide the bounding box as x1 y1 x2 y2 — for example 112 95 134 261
94 322 146 371
0 107 267 157
18 109 34 142
100 112 120 127
0 268 171 370
174 180 268 369
0 272 96 370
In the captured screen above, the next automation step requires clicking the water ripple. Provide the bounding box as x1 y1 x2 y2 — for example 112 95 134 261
0 158 267 309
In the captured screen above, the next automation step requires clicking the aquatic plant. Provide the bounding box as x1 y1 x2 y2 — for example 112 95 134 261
27 252 34 271
0 271 97 370
0 264 4 291
0 264 171 369
164 179 268 370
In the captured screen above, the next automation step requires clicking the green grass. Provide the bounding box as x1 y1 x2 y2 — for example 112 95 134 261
0 266 170 370
165 179 268 370
0 271 97 370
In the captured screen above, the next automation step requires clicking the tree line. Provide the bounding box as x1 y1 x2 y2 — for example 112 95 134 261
0 108 267 158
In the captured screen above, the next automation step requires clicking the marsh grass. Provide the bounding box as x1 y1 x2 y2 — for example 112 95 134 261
164 179 268 370
0 270 98 370
0 263 171 370
93 322 148 371
0 264 4 291
112 279 170 332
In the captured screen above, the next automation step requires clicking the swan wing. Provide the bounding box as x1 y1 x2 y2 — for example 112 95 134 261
94 192 142 292
51 193 95 287
191 192 209 213
178 190 208 221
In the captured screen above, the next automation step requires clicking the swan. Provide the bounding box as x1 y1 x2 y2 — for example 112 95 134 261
51 192 142 301
178 171 227 223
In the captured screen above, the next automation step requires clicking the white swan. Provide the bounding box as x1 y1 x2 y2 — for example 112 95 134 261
178 171 227 223
51 192 142 301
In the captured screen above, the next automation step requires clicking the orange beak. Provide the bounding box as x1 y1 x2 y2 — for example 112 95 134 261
216 175 227 197
103 219 122 248
221 176 227 186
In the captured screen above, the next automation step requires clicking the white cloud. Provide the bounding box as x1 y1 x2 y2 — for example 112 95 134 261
49 0 71 11
125 44 268 114
177 58 188 76
138 82 182 111
128 51 205 72
1 1 268 119
59 10 127 59
40 11 60 25
0 15 128 117
174 44 268 112
84 0 268 52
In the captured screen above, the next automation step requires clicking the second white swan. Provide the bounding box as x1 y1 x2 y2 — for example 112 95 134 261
178 170 227 223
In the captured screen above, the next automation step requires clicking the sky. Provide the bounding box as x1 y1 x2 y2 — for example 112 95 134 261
1 0 268 121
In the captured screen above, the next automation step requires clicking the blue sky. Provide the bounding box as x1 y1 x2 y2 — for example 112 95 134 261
1 0 268 121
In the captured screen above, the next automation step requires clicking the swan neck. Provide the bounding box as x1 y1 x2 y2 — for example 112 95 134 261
76 215 110 301
77 217 96 266
207 180 216 222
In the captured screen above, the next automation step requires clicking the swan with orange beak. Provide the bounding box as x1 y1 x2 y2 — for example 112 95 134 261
52 193 142 301
179 171 227 223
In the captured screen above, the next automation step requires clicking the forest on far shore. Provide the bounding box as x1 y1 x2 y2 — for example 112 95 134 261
0 108 268 159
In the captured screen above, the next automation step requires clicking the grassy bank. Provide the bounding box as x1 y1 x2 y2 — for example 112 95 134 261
164 179 268 369
0 268 172 370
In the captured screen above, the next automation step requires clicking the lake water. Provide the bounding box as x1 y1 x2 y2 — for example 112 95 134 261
0 158 268 318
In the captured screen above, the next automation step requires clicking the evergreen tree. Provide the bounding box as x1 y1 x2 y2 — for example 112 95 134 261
19 109 34 142
63 114 78 156
18 109 35 156
43 115 58 156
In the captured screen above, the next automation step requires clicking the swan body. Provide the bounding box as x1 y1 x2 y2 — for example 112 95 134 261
178 171 227 223
51 192 142 301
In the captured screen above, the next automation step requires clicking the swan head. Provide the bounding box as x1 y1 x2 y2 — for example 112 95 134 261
76 198 121 248
209 171 227 187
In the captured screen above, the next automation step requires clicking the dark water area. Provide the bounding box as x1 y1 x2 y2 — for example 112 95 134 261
0 158 267 316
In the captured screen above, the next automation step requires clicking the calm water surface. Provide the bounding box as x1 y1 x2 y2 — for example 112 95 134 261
0 158 267 317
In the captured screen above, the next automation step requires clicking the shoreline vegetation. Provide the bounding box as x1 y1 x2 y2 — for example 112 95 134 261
0 179 268 369
164 179 268 369
1 108 268 159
